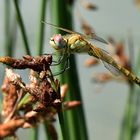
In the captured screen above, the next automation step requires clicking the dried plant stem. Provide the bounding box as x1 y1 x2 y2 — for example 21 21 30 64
4 91 24 123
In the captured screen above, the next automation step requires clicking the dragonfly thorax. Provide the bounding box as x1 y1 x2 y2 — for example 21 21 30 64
50 34 66 50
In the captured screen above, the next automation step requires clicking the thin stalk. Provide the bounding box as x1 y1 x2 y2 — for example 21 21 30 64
119 86 135 140
50 1 69 139
4 17 17 57
119 38 140 140
13 0 31 55
4 0 10 37
13 1 37 140
64 56 89 140
37 0 47 55
128 31 134 69
130 44 140 139
4 0 10 55
28 128 38 140
49 50 67 139
4 0 17 57
43 121 52 140
135 44 140 72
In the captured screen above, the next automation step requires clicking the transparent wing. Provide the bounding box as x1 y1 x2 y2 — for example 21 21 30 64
42 21 108 44
102 60 120 76
85 33 108 44
42 21 80 34
100 49 121 76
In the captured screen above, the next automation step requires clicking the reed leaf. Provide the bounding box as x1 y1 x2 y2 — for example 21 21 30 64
50 0 88 140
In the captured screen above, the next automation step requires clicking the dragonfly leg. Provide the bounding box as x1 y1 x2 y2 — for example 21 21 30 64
43 52 65 66
43 51 59 56
52 56 70 76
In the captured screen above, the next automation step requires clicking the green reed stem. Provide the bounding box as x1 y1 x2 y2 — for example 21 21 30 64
13 0 31 55
37 0 47 55
4 0 17 57
119 86 135 140
4 0 10 37
43 121 52 140
51 0 88 140
119 39 140 140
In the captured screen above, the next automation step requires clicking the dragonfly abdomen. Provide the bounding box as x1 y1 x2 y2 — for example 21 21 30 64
118 66 140 86
96 49 140 86
106 59 140 86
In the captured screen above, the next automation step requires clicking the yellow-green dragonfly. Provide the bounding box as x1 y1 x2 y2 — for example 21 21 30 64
43 21 140 86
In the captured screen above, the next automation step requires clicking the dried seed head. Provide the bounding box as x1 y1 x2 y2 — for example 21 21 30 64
84 58 99 67
81 21 93 35
0 55 52 72
135 0 140 8
5 68 22 84
0 55 62 138
115 42 129 68
28 70 39 89
116 42 125 57
92 73 113 83
81 1 98 10
0 119 25 138
1 74 18 117
25 111 37 118
0 56 16 65
64 101 81 110
22 122 33 128
61 84 68 100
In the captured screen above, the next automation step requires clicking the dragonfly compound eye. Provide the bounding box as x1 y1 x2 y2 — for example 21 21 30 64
50 34 66 50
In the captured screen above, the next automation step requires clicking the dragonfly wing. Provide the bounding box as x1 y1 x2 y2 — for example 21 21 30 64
99 49 120 76
42 21 108 45
42 21 79 34
102 60 120 76
90 33 108 44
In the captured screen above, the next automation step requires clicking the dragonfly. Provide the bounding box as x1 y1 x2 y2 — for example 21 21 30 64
42 21 140 86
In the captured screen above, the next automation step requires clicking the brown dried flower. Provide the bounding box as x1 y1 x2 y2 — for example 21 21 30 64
64 101 81 110
80 0 98 10
0 55 52 72
0 55 80 139
92 72 113 83
0 119 25 138
84 58 99 67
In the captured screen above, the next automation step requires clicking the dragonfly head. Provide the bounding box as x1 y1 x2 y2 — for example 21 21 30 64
50 34 66 50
